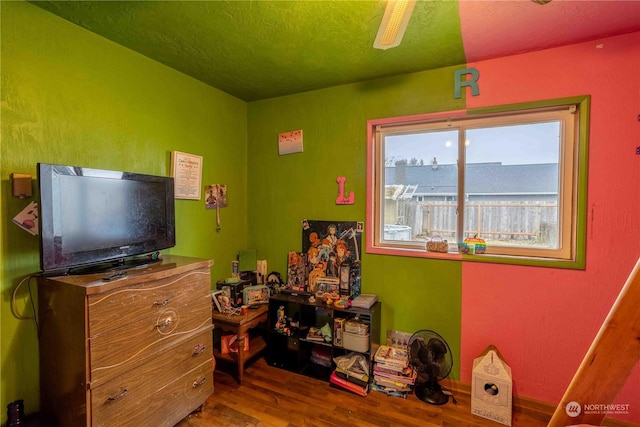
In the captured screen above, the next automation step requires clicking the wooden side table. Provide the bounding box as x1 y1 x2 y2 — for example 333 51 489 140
211 304 268 384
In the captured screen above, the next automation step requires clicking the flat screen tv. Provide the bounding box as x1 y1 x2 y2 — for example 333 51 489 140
37 163 176 274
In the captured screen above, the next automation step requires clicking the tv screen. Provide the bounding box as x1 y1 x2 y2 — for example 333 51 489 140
38 163 176 274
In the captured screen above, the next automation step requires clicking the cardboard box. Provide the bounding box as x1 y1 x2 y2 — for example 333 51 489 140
220 333 249 354
471 345 512 426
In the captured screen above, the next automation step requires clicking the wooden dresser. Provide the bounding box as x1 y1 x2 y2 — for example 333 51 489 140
38 255 214 427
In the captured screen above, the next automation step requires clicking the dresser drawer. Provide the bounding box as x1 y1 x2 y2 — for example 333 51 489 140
89 292 212 384
88 269 211 337
91 330 213 426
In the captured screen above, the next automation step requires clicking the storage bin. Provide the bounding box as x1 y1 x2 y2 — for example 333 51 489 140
344 317 369 335
343 317 369 352
343 331 369 353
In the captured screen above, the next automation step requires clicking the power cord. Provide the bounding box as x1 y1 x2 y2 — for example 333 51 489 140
11 274 40 337
442 386 458 405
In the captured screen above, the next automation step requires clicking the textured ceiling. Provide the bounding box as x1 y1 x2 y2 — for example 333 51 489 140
31 1 640 101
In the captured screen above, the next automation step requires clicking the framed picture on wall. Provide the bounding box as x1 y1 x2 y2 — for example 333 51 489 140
171 151 203 200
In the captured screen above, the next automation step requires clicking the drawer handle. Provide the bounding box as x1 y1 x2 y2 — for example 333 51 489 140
156 318 173 328
107 388 128 402
192 377 207 388
153 298 171 307
192 343 207 355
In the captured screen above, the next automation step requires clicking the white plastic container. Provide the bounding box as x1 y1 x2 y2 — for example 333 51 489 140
343 317 369 352
343 331 369 352
344 317 369 335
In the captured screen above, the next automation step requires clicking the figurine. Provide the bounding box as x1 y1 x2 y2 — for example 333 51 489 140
275 305 286 330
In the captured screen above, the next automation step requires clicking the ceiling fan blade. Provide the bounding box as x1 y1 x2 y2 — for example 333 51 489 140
373 0 417 50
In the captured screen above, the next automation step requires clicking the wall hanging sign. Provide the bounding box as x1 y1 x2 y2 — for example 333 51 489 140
336 176 354 205
171 151 203 200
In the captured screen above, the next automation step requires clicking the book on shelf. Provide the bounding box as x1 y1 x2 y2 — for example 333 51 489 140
330 371 369 397
374 345 409 369
350 293 377 309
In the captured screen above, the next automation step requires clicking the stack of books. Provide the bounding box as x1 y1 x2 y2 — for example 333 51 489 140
330 353 370 397
350 293 378 309
371 344 415 398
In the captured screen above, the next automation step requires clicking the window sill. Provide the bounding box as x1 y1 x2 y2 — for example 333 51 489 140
366 245 584 270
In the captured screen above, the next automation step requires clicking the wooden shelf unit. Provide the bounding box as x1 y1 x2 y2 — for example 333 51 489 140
267 293 381 383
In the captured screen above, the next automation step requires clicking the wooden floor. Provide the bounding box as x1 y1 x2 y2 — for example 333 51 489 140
176 357 552 427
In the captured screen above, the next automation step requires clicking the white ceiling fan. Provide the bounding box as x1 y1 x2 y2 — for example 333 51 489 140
373 0 554 50
373 0 417 50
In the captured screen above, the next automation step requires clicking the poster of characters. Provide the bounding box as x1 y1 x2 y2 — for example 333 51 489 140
301 220 362 298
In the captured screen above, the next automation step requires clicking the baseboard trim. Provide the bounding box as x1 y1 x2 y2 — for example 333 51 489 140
446 380 636 427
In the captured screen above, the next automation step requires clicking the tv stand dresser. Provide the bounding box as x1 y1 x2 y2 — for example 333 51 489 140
38 255 214 427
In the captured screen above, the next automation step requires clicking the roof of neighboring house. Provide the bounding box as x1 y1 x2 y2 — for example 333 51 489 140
385 162 559 196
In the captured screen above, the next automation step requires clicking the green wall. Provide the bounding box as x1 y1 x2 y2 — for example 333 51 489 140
247 70 465 376
1 1 248 420
2 1 468 421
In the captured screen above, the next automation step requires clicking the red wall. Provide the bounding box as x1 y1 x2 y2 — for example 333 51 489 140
460 32 640 423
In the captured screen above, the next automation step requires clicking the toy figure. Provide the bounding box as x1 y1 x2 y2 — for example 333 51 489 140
275 305 286 330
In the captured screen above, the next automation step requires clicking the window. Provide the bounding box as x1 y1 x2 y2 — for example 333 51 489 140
366 97 589 268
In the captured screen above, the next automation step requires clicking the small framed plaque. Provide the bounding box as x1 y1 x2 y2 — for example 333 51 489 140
171 151 203 200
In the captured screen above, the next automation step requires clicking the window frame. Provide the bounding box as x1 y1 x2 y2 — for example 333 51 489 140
365 96 590 269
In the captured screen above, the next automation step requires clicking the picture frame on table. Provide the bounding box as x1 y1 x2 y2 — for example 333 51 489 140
211 290 223 312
